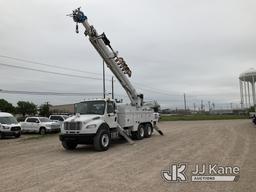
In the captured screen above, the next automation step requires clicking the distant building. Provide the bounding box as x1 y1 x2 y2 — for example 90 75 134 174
49 104 75 114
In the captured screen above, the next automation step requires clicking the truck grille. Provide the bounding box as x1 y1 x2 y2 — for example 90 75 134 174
11 126 21 131
64 122 82 130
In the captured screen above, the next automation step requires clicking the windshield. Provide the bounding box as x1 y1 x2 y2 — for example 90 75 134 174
75 101 106 115
39 117 51 122
0 116 18 125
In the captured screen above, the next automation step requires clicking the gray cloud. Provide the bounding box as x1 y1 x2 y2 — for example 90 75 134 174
0 0 255 109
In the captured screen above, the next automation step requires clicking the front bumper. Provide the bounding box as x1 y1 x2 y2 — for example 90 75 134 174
46 128 60 133
59 134 96 144
0 130 20 136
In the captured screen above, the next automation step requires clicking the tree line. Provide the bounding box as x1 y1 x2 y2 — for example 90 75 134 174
0 99 51 117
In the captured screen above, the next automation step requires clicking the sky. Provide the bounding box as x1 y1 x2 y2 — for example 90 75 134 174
0 0 255 109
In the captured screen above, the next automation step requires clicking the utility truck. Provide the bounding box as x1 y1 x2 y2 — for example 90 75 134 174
59 8 163 151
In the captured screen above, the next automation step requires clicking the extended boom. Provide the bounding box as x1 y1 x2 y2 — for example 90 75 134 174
69 8 143 107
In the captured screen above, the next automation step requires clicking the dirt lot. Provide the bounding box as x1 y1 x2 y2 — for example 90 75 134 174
0 120 256 192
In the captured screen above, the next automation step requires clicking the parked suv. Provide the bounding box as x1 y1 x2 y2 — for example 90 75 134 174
20 117 61 135
0 112 21 139
49 115 68 123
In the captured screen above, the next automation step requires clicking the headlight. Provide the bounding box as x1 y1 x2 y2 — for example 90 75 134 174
3 126 9 129
45 125 51 128
86 124 97 129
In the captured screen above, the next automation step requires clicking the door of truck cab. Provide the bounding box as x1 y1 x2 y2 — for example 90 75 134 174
104 101 118 128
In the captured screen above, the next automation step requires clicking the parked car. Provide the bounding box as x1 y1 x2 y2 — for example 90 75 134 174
253 116 256 125
0 112 21 139
20 117 61 135
49 115 68 124
249 112 256 119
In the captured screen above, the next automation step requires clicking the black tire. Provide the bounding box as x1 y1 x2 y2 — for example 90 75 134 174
144 123 153 138
15 132 21 138
39 127 46 135
0 132 5 139
93 128 110 151
62 141 77 150
253 118 256 125
131 124 145 140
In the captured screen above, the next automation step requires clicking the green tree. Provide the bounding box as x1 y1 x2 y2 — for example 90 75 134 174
16 101 37 116
39 102 51 117
0 99 15 113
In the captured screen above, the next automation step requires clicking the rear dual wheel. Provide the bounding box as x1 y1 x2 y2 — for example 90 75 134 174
144 124 153 138
132 124 145 140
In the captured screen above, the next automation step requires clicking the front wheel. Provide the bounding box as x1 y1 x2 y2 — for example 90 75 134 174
39 128 46 135
93 129 110 151
62 141 78 150
15 132 21 138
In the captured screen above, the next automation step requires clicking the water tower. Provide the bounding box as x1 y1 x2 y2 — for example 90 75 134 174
239 68 256 111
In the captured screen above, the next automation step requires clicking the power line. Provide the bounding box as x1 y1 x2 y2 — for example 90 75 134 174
0 54 190 96
0 62 111 81
0 54 107 77
0 55 240 100
0 89 102 96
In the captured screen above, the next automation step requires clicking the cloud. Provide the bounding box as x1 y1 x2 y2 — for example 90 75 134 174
0 0 255 109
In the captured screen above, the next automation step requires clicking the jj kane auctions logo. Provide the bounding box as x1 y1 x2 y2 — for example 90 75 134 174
161 163 240 182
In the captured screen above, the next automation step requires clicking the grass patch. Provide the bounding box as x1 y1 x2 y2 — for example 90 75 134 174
160 114 248 121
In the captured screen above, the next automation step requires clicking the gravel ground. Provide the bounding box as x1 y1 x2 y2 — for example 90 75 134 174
0 120 255 192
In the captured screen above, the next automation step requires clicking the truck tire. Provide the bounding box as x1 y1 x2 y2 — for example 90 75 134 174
93 129 110 151
39 127 46 135
15 132 21 138
144 123 153 138
62 141 77 150
132 124 145 140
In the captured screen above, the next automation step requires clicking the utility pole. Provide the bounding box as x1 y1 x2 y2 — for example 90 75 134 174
103 60 106 98
184 93 187 111
201 100 204 112
208 101 211 112
193 103 196 112
212 102 215 111
112 76 114 99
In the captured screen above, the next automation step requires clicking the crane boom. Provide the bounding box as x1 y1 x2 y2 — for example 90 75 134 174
69 8 143 107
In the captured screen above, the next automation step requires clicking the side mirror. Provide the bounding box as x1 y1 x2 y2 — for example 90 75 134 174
114 109 119 113
35 120 40 123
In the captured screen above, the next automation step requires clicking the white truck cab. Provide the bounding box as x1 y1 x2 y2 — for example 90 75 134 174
0 112 21 139
59 99 157 151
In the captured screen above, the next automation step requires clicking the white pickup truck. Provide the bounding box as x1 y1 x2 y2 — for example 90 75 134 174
20 117 61 135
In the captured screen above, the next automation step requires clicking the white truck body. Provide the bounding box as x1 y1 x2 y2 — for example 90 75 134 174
21 117 61 134
0 112 21 138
